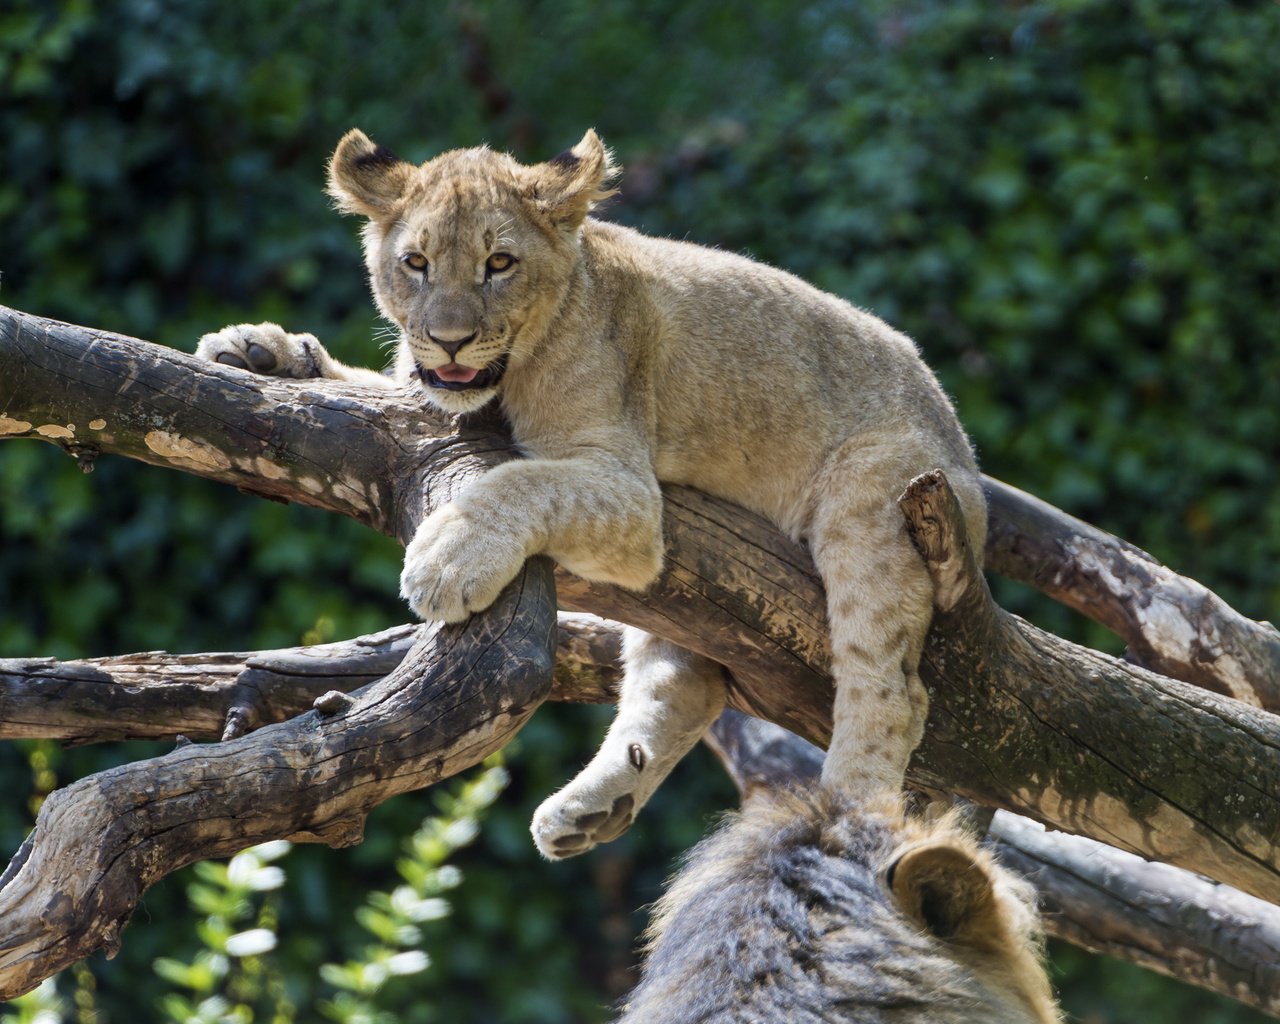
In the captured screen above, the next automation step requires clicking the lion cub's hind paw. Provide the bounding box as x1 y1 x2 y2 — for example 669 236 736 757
532 792 636 860
196 322 325 379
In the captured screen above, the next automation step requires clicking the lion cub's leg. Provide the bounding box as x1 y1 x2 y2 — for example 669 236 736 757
401 454 664 624
531 628 725 859
809 447 937 795
196 322 398 388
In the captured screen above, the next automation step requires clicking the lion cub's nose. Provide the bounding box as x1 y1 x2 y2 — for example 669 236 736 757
427 327 479 359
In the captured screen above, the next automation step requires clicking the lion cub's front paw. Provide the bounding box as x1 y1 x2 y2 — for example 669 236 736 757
196 323 327 379
400 506 527 623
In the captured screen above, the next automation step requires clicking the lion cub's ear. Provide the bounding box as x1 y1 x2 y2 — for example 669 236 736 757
886 841 1008 951
524 129 620 231
327 129 413 218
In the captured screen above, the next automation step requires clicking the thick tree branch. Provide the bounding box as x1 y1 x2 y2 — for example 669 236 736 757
991 814 1280 1018
0 615 615 745
0 628 418 744
553 471 1280 904
2 306 1278 999
985 478 1280 711
0 310 421 534
899 471 1279 903
0 565 557 997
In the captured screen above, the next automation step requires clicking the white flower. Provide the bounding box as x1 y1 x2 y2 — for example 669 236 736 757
441 818 479 847
386 950 430 976
390 887 451 922
253 840 293 862
225 928 278 957
227 850 287 891
246 865 286 891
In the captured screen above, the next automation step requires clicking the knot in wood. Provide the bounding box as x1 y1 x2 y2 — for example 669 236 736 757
313 690 355 716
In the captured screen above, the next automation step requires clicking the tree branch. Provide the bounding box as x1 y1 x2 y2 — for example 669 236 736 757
0 567 557 997
3 305 1278 999
0 614 616 745
898 470 1279 903
552 468 1280 903
991 813 1280 1018
985 478 1280 711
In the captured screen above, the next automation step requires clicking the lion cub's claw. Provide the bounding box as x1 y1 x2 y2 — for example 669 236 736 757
400 562 495 624
534 793 636 860
196 323 323 379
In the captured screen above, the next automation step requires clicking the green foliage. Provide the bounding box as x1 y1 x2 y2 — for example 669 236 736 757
152 839 293 1024
143 764 506 1024
317 762 507 1023
2 0 1277 1021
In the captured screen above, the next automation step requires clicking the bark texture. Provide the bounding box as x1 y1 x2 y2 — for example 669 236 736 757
2 305 1277 1007
8 616 1276 1013
0 615 615 747
985 478 1280 711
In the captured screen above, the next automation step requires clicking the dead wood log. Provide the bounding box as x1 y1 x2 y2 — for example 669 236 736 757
0 615 615 746
2 304 1278 999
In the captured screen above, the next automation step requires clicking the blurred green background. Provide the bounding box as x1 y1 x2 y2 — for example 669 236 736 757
2 0 1278 1020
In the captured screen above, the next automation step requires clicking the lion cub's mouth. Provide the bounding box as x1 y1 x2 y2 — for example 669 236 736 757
416 356 508 392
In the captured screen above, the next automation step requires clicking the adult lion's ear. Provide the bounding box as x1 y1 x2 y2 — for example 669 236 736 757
327 129 413 218
525 129 620 230
886 842 1004 949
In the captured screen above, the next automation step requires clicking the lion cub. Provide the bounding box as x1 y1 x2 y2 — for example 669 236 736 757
198 130 987 859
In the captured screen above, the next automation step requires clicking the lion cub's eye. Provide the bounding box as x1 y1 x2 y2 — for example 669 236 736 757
485 252 517 276
400 252 429 272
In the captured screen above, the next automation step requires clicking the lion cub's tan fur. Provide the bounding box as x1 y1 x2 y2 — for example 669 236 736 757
197 130 987 859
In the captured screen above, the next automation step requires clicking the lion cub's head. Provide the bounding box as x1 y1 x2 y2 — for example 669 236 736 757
327 129 618 413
